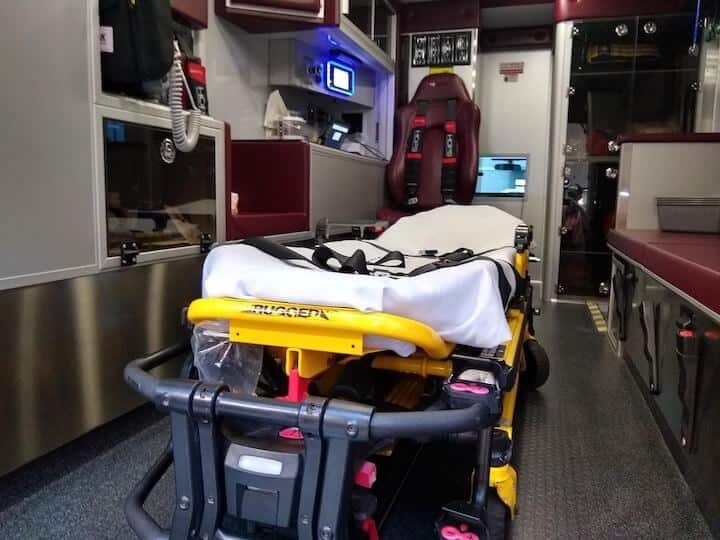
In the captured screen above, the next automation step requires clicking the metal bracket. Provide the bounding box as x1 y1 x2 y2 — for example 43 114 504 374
199 233 213 254
677 311 701 452
297 397 328 540
191 383 228 539
639 301 661 394
120 241 139 267
514 224 532 253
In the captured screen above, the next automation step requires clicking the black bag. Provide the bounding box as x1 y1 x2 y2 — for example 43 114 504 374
99 0 174 89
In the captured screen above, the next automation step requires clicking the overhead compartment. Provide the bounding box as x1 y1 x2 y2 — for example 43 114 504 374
216 0 339 31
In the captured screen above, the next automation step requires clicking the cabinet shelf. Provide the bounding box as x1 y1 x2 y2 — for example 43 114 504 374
572 67 697 77
565 156 621 164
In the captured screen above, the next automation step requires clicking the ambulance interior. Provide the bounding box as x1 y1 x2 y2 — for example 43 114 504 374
1 0 720 538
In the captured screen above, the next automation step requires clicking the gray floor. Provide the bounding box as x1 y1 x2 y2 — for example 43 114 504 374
0 304 712 539
511 304 710 539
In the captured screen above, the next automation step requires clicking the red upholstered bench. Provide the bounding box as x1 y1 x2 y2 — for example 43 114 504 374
608 229 720 316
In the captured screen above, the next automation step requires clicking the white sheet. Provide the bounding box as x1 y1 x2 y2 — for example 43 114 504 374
202 206 525 355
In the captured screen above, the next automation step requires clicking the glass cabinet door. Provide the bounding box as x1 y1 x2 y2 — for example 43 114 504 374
558 14 699 297
636 14 698 71
571 18 638 75
373 0 394 54
103 119 216 258
346 0 395 56
633 14 700 133
558 161 618 296
347 0 371 36
567 72 633 157
561 31 631 296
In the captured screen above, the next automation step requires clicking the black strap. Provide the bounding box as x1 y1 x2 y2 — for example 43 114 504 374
240 237 515 305
312 244 406 274
408 249 516 307
441 99 458 204
404 100 428 207
242 237 406 276
242 236 313 265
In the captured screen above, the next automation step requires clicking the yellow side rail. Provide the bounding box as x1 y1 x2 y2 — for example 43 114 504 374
187 297 455 359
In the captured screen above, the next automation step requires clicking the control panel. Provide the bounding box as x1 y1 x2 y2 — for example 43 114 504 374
269 39 375 109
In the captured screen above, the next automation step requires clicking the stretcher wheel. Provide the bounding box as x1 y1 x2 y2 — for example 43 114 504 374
521 339 550 390
486 490 509 540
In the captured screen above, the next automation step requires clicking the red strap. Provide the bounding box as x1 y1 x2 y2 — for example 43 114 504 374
361 518 379 540
412 116 427 128
442 157 458 164
444 120 457 134
406 152 423 160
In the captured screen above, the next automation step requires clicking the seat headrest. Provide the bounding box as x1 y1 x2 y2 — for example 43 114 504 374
411 73 472 104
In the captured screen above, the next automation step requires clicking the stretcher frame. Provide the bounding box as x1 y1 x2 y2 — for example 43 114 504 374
125 225 539 540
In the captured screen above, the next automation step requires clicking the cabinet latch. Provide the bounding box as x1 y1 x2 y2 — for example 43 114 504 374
200 233 213 254
120 241 139 267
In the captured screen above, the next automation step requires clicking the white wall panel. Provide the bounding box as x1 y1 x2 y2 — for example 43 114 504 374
474 49 553 282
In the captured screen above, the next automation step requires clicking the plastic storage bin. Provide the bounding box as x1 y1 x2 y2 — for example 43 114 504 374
656 197 720 233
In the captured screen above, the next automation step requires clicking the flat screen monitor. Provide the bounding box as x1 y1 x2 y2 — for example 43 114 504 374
324 122 350 149
476 155 528 197
326 61 355 97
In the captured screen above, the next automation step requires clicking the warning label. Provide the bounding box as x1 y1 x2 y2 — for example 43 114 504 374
499 62 524 82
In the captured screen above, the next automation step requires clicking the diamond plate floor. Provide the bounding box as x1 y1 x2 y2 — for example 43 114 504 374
384 303 711 539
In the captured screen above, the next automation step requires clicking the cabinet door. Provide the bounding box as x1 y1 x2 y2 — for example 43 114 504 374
571 18 638 75
557 160 618 296
236 0 321 12
103 119 216 258
218 0 337 30
636 14 698 71
631 15 700 133
171 0 208 28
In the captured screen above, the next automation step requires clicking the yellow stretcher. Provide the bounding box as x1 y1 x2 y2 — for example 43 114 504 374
126 228 549 540
191 237 545 530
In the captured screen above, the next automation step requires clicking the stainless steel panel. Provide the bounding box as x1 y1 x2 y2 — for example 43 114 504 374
0 1 96 285
0 257 204 476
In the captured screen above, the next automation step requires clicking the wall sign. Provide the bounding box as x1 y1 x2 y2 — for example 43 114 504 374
412 32 472 68
499 62 524 82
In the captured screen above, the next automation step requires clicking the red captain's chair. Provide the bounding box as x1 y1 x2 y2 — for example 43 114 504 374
378 73 481 224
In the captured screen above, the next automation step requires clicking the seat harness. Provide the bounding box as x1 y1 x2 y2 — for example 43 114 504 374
404 99 459 207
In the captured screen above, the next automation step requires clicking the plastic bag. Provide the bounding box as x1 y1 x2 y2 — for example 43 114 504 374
191 320 262 395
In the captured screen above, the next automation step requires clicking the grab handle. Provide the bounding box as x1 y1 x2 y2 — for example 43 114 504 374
370 404 489 439
124 341 190 403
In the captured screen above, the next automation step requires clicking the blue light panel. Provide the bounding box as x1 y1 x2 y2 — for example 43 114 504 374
325 60 355 97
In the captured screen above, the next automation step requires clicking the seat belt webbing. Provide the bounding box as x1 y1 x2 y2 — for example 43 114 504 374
441 99 458 204
404 100 428 207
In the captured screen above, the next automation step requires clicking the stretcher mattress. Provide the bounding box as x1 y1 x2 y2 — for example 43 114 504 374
203 206 525 355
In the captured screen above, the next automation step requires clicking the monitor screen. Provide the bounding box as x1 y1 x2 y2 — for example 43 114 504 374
333 68 350 91
326 61 355 97
476 155 528 197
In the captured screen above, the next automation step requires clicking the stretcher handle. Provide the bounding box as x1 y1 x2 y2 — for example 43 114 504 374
370 403 490 440
125 344 488 439
124 341 190 404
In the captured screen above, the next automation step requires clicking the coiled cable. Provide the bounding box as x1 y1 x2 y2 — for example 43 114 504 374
169 41 200 152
